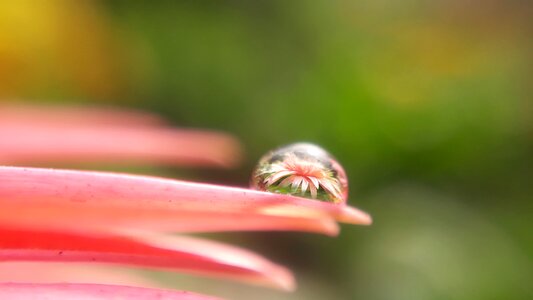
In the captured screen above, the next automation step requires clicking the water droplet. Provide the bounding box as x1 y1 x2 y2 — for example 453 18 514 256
251 143 348 204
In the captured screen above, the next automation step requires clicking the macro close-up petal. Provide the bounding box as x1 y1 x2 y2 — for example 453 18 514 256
0 104 241 168
0 283 221 300
0 125 241 168
0 166 371 235
0 262 163 289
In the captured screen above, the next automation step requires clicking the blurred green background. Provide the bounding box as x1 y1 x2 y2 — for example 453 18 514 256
1 1 531 299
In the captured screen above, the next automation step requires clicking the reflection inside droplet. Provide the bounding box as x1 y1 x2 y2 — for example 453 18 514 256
251 143 348 204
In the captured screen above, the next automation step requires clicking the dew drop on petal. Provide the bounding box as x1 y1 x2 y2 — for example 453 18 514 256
251 143 348 204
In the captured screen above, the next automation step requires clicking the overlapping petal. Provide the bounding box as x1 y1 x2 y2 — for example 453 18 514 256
0 226 294 290
0 262 162 288
0 283 220 300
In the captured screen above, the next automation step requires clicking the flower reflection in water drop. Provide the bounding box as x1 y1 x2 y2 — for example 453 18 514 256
251 143 349 204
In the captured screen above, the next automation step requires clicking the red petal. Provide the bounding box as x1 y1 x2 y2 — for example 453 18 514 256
0 283 220 300
0 167 370 235
0 227 295 291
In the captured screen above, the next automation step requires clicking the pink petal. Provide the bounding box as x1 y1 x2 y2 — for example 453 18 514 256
279 176 295 187
0 167 372 234
0 103 166 127
0 283 220 300
318 180 342 203
291 176 304 190
300 179 309 194
266 170 294 186
309 177 320 190
0 227 295 290
0 125 241 168
0 262 162 289
309 181 318 199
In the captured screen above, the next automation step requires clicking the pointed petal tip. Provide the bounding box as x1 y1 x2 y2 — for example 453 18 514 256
338 206 372 225
249 263 295 291
322 218 341 236
270 266 296 292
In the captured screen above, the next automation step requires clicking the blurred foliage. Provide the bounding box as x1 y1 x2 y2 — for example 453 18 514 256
1 0 531 299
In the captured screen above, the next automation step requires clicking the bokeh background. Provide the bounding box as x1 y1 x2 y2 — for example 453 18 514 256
1 1 531 299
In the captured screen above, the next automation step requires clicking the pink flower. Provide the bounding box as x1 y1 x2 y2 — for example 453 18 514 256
0 104 371 299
